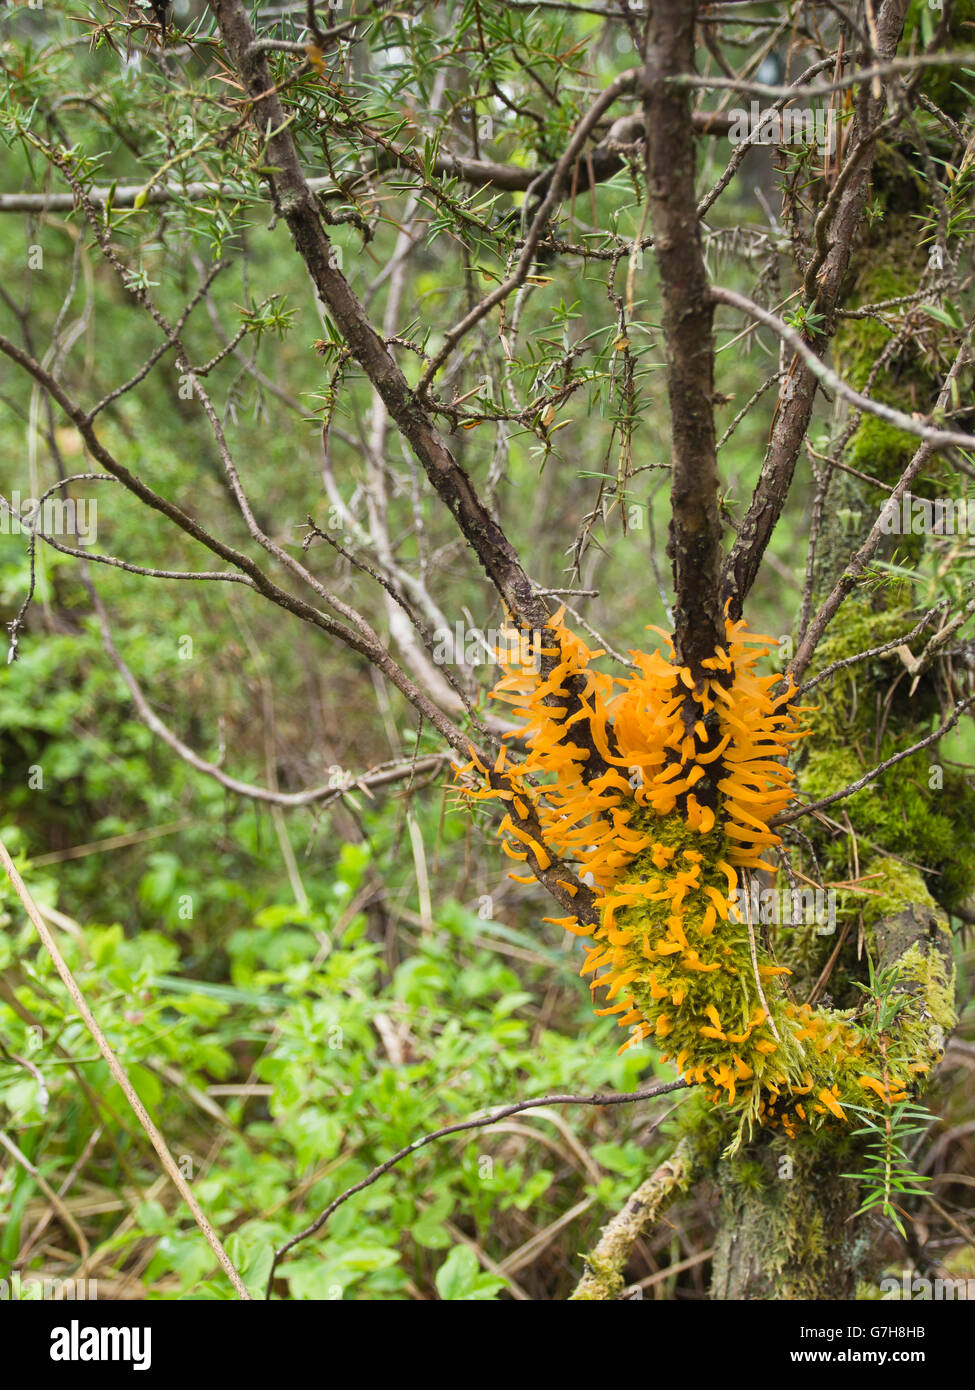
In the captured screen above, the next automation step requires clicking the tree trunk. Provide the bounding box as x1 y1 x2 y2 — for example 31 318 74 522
712 1138 863 1299
710 4 972 1293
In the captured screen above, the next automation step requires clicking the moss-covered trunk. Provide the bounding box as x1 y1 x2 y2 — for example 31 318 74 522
710 16 974 1295
712 1140 863 1299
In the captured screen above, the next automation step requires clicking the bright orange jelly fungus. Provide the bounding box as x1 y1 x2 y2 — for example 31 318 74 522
461 608 915 1140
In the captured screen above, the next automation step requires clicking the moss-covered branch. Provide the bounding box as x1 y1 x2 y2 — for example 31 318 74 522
570 1140 696 1300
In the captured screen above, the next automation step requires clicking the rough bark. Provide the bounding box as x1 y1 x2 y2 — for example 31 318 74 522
642 0 724 685
712 1140 865 1300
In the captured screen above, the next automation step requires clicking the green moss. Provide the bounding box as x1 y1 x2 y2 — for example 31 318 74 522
629 803 723 857
827 219 938 583
904 1 975 117
846 416 921 490
898 940 956 1036
802 747 975 913
797 600 975 913
807 603 916 677
860 856 934 928
733 1158 769 1192
575 1253 624 1300
674 1089 729 1174
712 1136 864 1299
833 226 923 385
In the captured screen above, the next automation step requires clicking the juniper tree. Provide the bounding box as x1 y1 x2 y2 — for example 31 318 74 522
1 0 974 1301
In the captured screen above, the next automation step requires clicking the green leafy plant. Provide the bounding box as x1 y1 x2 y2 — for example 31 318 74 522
843 1099 933 1239
842 959 933 1238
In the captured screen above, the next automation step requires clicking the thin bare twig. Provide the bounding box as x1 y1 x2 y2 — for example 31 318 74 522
774 694 975 828
265 1077 688 1296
